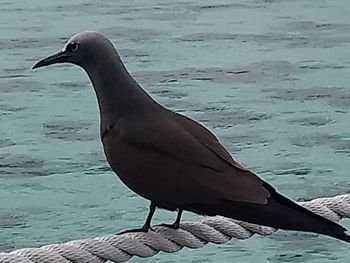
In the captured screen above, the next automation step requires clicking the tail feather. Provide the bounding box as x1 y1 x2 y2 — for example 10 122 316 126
185 188 350 243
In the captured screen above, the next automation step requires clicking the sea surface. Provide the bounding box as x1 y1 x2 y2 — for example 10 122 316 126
1 0 350 262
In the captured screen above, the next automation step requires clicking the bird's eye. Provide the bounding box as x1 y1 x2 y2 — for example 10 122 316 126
67 42 79 52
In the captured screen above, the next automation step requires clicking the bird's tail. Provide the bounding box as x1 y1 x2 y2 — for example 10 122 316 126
187 186 350 243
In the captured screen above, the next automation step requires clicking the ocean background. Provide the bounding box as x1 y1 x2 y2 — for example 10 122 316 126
1 0 350 262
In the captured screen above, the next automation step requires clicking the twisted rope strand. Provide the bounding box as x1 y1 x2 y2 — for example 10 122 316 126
1 194 349 263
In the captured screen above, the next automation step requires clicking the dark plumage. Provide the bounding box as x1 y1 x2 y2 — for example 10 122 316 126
33 31 350 243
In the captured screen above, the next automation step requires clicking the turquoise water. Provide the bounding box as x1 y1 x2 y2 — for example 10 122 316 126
1 0 350 262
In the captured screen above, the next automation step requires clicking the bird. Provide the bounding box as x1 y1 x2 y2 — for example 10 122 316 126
33 31 350 243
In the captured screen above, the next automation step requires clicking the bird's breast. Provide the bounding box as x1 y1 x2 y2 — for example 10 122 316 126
101 129 170 202
100 129 209 207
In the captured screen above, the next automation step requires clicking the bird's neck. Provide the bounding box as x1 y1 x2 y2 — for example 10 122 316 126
84 55 156 137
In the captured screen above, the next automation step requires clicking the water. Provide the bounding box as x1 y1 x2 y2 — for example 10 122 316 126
0 0 350 262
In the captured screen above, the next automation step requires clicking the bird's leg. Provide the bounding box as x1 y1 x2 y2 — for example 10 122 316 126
172 209 183 229
141 203 156 231
160 209 183 229
118 203 156 234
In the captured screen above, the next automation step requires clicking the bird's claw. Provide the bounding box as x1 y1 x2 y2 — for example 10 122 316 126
159 222 180 229
118 225 154 235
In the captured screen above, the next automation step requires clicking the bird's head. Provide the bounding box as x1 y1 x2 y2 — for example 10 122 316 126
32 31 115 70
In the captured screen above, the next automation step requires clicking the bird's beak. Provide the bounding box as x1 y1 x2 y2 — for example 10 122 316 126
32 50 68 69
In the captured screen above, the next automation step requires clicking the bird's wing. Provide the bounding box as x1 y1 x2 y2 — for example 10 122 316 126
115 112 270 205
169 111 248 171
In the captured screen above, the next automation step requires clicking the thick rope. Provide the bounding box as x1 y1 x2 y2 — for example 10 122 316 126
1 194 349 263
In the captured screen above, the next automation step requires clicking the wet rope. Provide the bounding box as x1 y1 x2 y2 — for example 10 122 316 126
1 194 349 263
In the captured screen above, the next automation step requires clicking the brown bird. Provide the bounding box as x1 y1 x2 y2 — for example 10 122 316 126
33 31 350 242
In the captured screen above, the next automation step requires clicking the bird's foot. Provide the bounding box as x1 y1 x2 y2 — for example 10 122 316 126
159 222 180 229
118 224 154 234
